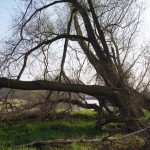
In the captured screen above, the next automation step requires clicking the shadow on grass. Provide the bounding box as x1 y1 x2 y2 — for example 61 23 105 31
0 112 108 147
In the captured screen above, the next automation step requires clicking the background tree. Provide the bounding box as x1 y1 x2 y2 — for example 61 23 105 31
0 0 150 131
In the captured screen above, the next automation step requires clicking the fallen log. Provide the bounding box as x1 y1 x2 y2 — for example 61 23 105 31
15 126 150 148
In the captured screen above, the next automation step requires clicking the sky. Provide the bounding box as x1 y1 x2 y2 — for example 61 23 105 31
0 1 150 77
0 0 15 36
0 0 150 41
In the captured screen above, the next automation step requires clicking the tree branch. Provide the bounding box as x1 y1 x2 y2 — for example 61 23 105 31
17 34 89 79
57 99 99 111
0 78 127 97
15 126 150 148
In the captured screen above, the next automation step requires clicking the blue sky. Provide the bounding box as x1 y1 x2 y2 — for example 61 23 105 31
0 0 16 36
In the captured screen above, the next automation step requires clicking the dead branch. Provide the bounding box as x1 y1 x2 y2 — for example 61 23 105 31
57 98 99 111
15 126 150 148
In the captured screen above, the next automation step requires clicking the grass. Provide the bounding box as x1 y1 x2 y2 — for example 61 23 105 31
0 109 149 150
0 110 102 147
139 109 150 125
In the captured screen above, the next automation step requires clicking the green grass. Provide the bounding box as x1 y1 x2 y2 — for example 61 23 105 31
0 110 106 148
70 109 97 116
0 109 149 150
139 109 150 125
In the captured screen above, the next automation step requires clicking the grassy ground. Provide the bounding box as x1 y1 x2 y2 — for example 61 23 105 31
0 109 149 150
139 109 150 126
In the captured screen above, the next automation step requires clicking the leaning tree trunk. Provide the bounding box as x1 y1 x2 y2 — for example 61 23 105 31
95 54 144 131
113 89 144 130
72 1 144 131
98 61 145 130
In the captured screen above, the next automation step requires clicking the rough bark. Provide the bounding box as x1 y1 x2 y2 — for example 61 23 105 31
0 78 127 97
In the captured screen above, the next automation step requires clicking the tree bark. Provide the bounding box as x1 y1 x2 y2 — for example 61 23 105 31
0 78 127 97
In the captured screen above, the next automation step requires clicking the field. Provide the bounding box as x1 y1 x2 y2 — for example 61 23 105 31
0 110 149 150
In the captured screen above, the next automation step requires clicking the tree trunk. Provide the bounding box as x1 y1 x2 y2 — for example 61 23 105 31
95 98 105 131
113 90 144 130
73 6 144 131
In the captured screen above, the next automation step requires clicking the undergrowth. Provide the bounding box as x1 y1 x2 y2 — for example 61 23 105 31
0 109 149 150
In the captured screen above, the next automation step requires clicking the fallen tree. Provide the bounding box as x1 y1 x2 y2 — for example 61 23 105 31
0 0 150 131
0 77 127 97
